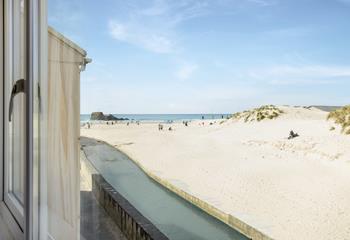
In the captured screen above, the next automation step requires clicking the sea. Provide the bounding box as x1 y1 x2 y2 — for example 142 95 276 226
80 114 231 123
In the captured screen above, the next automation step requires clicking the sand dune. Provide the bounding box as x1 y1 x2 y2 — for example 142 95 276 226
81 106 350 240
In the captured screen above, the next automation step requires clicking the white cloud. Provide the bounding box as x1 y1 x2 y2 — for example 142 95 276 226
109 21 127 40
177 63 198 80
137 0 169 16
247 0 276 6
48 0 84 43
136 0 209 23
142 35 174 54
108 20 175 53
248 65 350 85
337 0 350 4
108 1 212 53
108 0 271 54
259 65 350 77
108 0 207 54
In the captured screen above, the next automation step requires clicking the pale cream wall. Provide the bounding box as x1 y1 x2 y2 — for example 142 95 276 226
47 28 86 240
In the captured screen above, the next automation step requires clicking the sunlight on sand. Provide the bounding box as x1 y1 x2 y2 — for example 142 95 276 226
81 106 350 240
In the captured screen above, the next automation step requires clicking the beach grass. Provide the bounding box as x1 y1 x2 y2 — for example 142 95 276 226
231 105 284 122
327 105 350 134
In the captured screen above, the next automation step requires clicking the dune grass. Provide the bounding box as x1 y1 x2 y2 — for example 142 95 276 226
327 105 350 135
231 105 284 122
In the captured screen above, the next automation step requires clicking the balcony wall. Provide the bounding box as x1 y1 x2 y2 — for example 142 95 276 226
47 27 86 240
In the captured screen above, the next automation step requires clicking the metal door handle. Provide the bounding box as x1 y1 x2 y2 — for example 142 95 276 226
9 79 26 122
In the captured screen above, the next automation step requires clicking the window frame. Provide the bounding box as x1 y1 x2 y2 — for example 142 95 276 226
0 0 24 238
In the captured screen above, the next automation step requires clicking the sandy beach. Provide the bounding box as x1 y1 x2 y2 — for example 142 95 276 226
81 106 350 240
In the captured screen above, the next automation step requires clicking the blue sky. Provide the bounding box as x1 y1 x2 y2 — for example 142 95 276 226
48 0 350 114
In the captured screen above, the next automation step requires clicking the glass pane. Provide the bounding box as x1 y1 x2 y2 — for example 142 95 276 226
10 0 26 205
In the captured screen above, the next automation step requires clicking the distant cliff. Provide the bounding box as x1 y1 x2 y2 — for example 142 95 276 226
90 112 128 121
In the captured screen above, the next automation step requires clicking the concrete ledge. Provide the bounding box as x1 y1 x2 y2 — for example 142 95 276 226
92 174 169 240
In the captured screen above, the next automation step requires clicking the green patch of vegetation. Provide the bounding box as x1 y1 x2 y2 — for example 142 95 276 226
329 126 335 131
231 105 284 122
327 105 350 135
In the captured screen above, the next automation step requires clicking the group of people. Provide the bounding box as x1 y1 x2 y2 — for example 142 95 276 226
158 124 173 131
157 120 193 131
125 121 140 126
83 120 135 129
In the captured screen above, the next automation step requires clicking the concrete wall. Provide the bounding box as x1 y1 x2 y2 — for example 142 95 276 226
146 173 270 240
92 174 169 240
116 148 272 240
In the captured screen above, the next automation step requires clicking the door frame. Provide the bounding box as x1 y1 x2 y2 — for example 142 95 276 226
26 0 34 237
0 0 4 204
26 0 46 239
25 0 48 239
0 0 47 239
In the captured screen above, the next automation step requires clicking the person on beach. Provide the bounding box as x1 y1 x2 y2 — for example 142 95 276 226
288 130 299 139
158 124 163 131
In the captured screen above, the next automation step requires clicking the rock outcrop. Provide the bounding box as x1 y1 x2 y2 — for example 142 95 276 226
90 112 128 121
